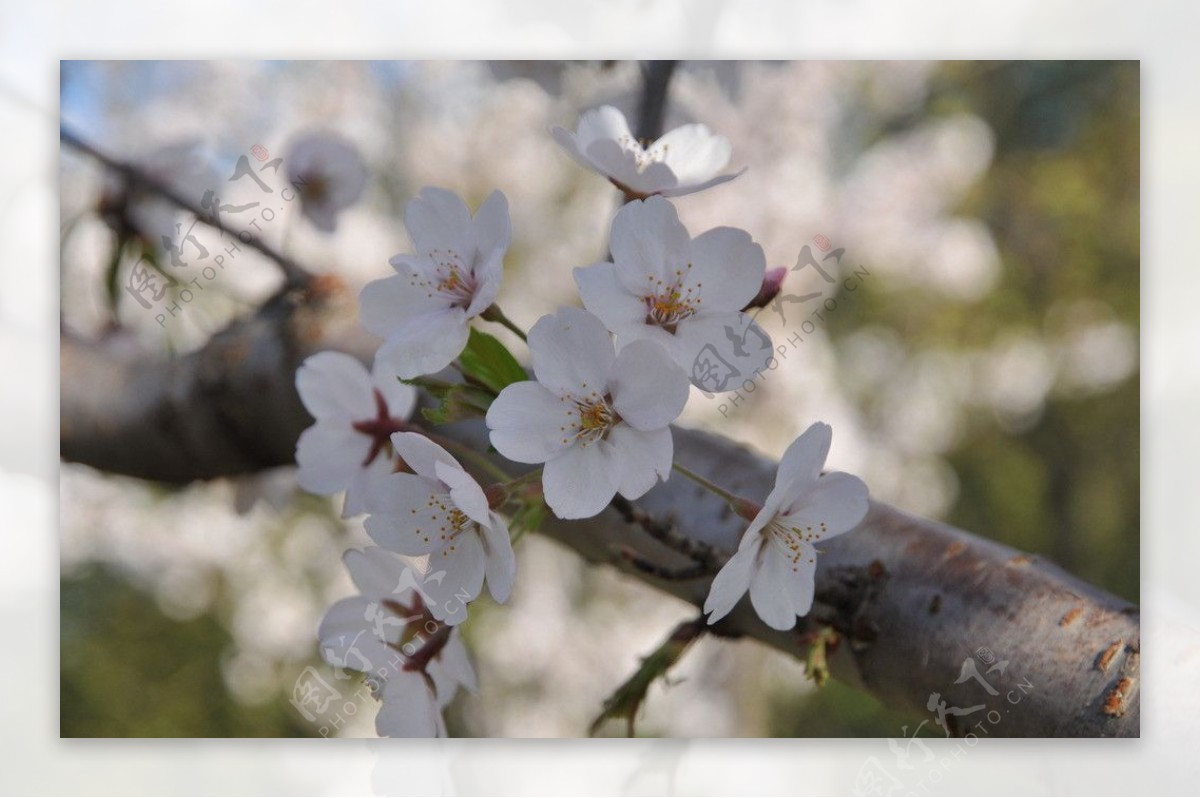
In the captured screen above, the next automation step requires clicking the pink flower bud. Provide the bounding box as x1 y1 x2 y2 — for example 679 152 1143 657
743 266 787 311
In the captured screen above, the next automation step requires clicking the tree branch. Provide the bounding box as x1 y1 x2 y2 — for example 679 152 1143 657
635 61 678 142
59 292 1141 736
60 126 314 289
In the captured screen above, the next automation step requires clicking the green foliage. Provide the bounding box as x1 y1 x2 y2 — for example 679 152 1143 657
458 328 528 396
410 328 528 424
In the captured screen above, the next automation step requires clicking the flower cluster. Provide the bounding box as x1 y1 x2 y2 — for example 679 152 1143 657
292 103 871 736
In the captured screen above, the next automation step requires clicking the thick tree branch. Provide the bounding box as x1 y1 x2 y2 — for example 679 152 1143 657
59 288 1141 736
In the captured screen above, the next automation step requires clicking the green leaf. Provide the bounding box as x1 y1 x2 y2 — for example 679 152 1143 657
458 328 528 395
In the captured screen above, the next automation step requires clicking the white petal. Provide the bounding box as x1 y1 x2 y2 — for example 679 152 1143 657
426 531 487 623
357 272 455 342
608 197 692 294
550 125 595 170
481 512 517 604
405 187 472 257
609 339 690 431
389 432 459 481
775 422 833 494
674 312 774 392
373 307 471 380
574 105 635 150
295 423 369 494
371 357 418 420
465 256 503 318
469 190 511 265
608 424 672 500
431 631 478 699
541 441 619 520
657 167 746 198
377 672 443 737
703 542 758 625
486 381 576 464
654 123 731 184
778 542 818 618
362 474 458 556
417 562 472 626
343 546 408 600
689 227 766 313
749 545 800 630
318 598 398 678
528 307 615 397
295 351 374 420
779 471 870 540
434 460 490 525
574 262 645 331
343 455 400 518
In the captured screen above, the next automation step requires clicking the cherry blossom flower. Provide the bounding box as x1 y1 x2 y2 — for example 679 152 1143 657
294 351 417 518
703 422 870 631
361 432 515 625
552 105 744 198
359 187 511 379
485 307 690 519
284 132 368 232
574 196 773 390
318 547 476 737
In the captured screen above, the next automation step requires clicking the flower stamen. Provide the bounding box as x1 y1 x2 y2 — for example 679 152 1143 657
411 248 478 309
643 265 700 334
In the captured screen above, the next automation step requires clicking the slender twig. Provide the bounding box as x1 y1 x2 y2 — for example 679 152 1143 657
480 304 528 342
589 614 705 737
60 126 314 289
635 61 678 143
672 461 742 507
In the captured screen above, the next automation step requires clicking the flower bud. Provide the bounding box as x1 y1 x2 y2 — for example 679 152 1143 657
743 266 787 311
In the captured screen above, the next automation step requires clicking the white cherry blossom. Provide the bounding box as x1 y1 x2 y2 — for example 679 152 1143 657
552 105 744 198
703 422 870 631
318 546 477 737
359 187 510 379
284 131 368 232
575 196 773 391
361 432 515 625
294 351 417 518
485 307 690 520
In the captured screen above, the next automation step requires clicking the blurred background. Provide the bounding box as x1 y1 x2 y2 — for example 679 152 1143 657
57 60 1138 737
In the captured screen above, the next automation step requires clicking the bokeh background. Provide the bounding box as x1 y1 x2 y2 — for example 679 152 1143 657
58 60 1138 737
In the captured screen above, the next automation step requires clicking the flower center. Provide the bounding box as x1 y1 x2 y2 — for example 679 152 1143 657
413 494 477 555
296 171 330 204
351 389 406 466
412 248 478 309
766 517 826 572
558 391 620 447
643 264 701 334
618 134 669 173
